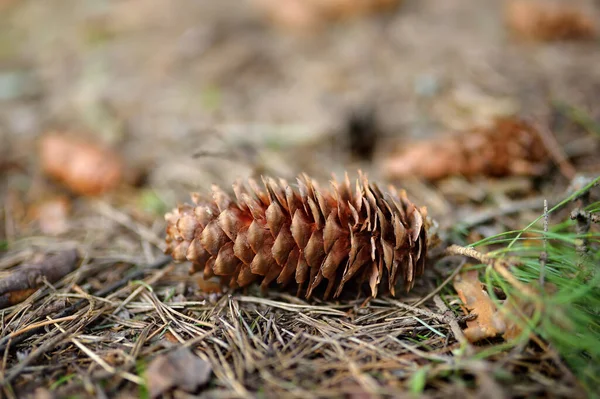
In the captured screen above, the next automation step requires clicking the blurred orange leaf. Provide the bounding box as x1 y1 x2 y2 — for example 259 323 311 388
40 132 123 196
253 0 402 31
506 0 597 41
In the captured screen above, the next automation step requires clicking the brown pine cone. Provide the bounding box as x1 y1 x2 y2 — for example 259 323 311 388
165 173 431 299
384 118 549 181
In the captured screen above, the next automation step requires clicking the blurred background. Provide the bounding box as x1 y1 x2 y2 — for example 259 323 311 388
1 0 599 244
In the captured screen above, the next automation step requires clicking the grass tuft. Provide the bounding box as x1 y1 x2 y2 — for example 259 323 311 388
467 178 599 394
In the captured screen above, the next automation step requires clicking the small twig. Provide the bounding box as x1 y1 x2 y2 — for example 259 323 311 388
0 249 79 309
445 245 493 266
571 209 591 257
570 182 592 259
445 245 538 298
391 300 444 321
432 295 472 352
570 209 598 225
387 335 451 363
237 297 347 316
539 199 548 288
6 315 78 339
390 299 473 342
588 213 600 224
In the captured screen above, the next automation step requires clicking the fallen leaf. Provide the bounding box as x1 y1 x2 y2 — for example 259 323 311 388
253 0 402 31
506 0 597 41
146 347 212 398
0 249 79 309
40 132 124 196
30 196 71 235
383 117 548 181
453 269 506 342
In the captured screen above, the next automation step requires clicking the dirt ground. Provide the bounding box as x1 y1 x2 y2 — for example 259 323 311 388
0 0 599 398
2 0 599 192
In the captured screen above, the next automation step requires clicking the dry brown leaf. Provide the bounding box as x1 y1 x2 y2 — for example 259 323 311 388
253 0 402 31
383 117 548 181
146 347 212 398
506 0 597 41
0 250 79 309
29 196 71 235
453 269 506 342
40 132 124 196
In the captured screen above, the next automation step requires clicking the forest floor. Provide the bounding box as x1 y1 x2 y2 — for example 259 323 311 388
0 0 599 398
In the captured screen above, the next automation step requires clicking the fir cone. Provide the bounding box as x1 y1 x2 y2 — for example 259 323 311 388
384 118 549 181
165 173 431 299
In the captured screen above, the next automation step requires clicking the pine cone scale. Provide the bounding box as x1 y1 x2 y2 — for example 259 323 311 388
278 247 299 285
234 231 254 265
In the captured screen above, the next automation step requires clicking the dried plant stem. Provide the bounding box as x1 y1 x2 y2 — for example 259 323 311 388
445 245 494 265
587 212 600 224
0 249 79 309
445 245 538 298
570 189 592 258
433 295 472 351
6 315 78 339
539 199 548 287
570 209 597 227
391 298 473 351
